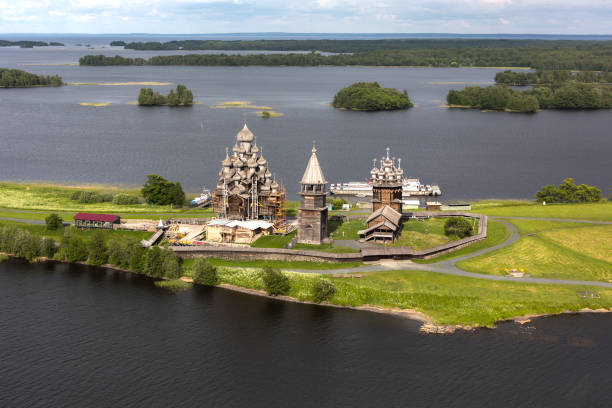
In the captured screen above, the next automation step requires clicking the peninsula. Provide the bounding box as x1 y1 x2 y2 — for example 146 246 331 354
0 124 611 333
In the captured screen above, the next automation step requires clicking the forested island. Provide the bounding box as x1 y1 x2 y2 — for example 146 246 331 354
495 70 612 86
447 82 612 112
332 82 413 111
0 40 63 48
81 39 612 70
0 68 64 88
138 84 194 106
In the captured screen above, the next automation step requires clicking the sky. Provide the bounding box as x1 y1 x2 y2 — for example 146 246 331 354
0 0 611 34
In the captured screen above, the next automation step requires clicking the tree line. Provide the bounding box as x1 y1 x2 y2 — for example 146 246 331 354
0 40 64 48
332 82 413 111
535 178 602 204
80 43 612 70
495 70 612 86
447 82 612 112
0 68 64 88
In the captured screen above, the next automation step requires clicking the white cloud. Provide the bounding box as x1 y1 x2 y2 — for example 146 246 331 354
499 17 509 24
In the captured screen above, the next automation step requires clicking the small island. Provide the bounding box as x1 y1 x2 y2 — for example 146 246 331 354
0 68 64 88
138 84 194 106
0 40 64 48
332 82 413 111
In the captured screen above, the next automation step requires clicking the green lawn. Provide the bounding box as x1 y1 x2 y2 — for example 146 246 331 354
472 200 612 221
414 220 509 264
251 231 296 248
457 220 612 282
328 219 366 240
292 242 360 253
389 218 455 249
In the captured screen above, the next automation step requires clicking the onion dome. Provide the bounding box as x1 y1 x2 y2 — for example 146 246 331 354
222 147 232 167
247 156 257 168
236 123 254 142
265 169 272 179
232 143 242 153
251 139 259 154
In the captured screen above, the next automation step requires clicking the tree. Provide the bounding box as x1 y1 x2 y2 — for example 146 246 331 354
312 279 336 303
45 213 63 231
192 258 219 286
88 231 108 266
141 174 185 206
444 217 473 238
162 252 182 279
40 237 57 258
167 89 179 106
262 266 290 296
112 193 140 205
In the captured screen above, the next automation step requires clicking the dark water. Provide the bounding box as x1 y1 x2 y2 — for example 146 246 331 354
1 46 611 200
2 258 612 407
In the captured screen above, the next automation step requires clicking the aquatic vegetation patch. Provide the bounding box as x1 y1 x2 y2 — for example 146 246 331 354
256 110 283 118
154 279 192 292
79 102 110 107
71 82 172 86
210 101 274 110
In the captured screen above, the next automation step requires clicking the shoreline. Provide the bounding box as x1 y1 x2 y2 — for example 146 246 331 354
3 252 612 334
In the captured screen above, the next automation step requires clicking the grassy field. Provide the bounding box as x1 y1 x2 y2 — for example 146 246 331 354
414 220 509 264
472 200 612 221
292 242 359 253
189 266 612 327
390 218 455 249
457 219 612 282
0 182 214 215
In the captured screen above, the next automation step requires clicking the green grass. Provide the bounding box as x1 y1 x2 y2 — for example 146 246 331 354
328 219 366 240
182 257 362 271
414 220 509 264
457 220 612 282
389 218 455 249
251 231 296 248
472 200 612 221
0 181 214 215
292 242 360 253
195 266 612 327
0 254 7 262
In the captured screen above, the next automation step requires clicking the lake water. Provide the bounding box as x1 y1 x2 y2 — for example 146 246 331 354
1 258 612 407
1 45 611 200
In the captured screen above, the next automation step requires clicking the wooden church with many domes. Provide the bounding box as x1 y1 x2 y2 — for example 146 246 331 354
211 124 286 226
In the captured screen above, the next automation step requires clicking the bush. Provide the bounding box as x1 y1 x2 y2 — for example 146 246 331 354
45 213 63 231
71 190 104 204
40 237 57 258
444 217 474 239
329 198 348 210
192 258 219 286
112 193 140 205
312 279 336 303
162 253 182 279
87 231 108 266
262 266 290 296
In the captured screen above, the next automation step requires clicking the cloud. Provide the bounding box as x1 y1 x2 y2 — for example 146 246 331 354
0 0 611 34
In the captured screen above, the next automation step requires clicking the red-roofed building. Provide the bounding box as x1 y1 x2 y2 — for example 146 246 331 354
74 213 121 229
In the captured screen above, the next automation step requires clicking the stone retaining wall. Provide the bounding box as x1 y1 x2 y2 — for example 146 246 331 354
171 212 488 263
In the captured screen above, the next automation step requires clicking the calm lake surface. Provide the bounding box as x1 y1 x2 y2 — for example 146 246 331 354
1 258 612 407
1 45 611 199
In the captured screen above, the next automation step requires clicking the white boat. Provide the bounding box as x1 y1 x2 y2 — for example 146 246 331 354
330 178 441 197
190 187 212 207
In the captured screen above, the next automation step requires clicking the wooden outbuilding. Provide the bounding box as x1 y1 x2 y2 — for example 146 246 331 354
358 205 402 242
74 213 120 229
